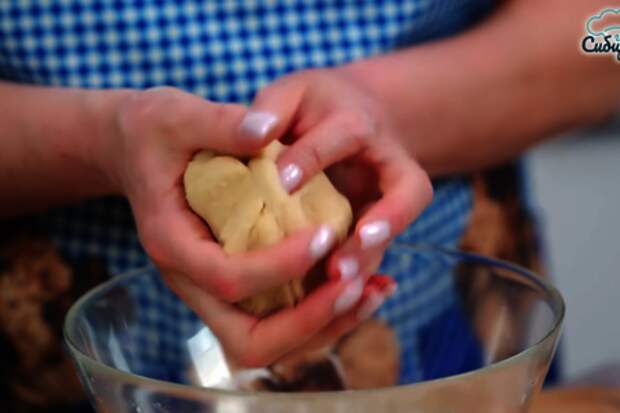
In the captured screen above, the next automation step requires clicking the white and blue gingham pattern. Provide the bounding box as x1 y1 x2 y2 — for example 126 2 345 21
0 0 492 100
1 0 492 382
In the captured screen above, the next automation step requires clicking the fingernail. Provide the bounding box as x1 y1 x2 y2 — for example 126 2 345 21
385 283 398 297
279 163 302 193
309 225 336 260
239 111 278 140
337 256 359 281
334 277 364 316
357 291 385 321
359 220 391 249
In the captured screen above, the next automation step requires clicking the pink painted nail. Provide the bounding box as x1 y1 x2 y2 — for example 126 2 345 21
279 163 303 193
384 282 398 297
309 225 336 260
337 256 359 281
357 291 385 321
359 220 391 249
239 111 278 140
334 277 364 316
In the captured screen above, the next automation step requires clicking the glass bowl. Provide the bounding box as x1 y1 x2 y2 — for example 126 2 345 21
64 244 564 412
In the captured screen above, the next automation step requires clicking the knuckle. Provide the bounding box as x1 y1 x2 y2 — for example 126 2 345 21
117 93 148 137
153 102 185 132
119 88 184 136
210 275 244 303
338 110 377 143
297 143 324 174
253 86 276 106
204 261 246 302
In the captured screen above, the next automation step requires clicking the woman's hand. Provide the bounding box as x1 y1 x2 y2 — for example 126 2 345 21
96 87 384 367
243 68 433 287
233 68 432 352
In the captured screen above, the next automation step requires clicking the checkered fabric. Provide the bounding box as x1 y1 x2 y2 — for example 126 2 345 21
1 0 493 383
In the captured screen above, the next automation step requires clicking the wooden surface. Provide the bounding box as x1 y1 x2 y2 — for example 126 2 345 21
530 387 620 412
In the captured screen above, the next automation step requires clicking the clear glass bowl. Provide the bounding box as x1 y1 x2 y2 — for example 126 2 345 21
64 244 564 412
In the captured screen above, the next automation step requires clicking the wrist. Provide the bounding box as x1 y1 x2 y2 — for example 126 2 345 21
81 88 135 195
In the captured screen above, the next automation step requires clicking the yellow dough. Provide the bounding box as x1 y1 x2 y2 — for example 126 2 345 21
184 141 353 316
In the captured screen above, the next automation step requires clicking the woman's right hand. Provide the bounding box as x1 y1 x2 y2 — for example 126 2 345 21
93 87 380 367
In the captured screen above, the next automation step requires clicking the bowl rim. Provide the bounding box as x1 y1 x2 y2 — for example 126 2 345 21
63 243 565 400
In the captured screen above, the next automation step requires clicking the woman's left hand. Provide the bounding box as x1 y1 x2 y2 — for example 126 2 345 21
240 68 433 346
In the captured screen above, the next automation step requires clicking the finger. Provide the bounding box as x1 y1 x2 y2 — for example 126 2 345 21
238 77 306 144
327 240 384 282
274 114 368 192
326 154 432 280
242 276 366 367
354 155 432 250
279 275 397 358
167 271 369 368
161 269 255 358
121 87 260 155
218 224 337 302
141 192 339 302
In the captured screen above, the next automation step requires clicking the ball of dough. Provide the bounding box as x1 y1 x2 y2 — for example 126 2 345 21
184 141 353 316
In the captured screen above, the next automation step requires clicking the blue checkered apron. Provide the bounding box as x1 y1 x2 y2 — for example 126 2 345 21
1 0 493 384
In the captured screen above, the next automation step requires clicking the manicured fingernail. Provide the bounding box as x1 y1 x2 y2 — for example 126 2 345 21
239 111 278 140
279 163 302 193
357 291 385 321
385 283 398 297
309 225 336 260
359 220 391 249
334 277 364 316
337 256 359 281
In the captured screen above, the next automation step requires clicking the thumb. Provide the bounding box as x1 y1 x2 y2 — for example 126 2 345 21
239 77 306 145
121 87 264 156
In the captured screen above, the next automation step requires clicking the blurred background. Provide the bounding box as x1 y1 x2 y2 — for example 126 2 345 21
528 113 620 381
